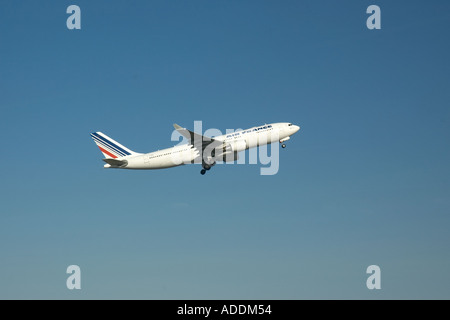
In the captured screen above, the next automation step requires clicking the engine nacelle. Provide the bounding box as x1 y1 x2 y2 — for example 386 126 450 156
280 136 290 143
228 140 247 152
220 151 239 162
214 140 245 162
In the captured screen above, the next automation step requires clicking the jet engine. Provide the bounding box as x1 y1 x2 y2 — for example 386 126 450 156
228 140 247 152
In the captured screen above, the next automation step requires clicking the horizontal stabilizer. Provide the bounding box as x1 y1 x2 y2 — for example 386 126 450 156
102 158 128 168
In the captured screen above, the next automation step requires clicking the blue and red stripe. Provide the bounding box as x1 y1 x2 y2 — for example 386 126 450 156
92 136 126 157
97 146 118 159
90 133 131 157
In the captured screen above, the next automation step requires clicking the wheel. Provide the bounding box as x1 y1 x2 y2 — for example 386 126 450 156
204 164 211 170
200 169 206 175
282 144 286 148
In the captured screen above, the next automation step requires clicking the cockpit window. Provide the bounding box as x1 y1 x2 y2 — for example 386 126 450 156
288 123 292 126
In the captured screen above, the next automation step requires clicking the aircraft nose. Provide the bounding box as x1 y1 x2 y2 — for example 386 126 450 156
293 125 300 133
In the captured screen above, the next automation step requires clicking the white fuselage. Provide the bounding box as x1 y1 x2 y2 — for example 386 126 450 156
109 122 300 169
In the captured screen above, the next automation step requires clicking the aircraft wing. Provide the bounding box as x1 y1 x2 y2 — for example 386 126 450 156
173 123 221 151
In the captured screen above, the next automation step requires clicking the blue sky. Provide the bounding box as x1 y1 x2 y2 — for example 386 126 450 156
1 1 449 299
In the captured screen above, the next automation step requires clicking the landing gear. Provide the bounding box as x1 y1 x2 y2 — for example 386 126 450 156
280 137 290 148
200 162 215 175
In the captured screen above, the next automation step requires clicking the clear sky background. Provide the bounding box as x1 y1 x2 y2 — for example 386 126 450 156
1 1 449 299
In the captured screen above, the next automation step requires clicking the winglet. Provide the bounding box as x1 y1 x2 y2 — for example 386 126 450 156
173 123 191 140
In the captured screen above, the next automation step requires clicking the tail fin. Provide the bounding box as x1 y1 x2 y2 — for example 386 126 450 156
90 132 138 159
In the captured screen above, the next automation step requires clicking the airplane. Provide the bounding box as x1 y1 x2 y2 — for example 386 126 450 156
90 122 300 175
